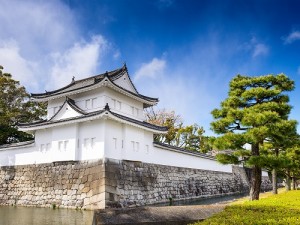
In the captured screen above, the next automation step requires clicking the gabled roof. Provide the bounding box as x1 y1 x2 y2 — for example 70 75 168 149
31 65 158 107
48 97 86 121
18 104 168 134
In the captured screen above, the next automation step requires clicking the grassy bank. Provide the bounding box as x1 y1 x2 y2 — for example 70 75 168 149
191 189 300 225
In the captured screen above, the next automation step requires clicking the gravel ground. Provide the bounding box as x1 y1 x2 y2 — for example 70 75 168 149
92 204 226 225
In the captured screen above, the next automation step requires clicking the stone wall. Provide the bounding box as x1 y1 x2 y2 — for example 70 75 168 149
0 160 105 209
104 159 256 208
0 158 272 209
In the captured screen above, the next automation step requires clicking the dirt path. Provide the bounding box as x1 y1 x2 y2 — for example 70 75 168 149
92 204 226 225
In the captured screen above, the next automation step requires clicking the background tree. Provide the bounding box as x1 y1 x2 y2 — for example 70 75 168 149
145 107 211 152
259 120 298 194
0 66 46 144
145 107 182 144
211 74 294 200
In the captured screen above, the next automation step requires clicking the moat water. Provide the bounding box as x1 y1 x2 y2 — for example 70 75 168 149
0 193 248 225
0 206 93 225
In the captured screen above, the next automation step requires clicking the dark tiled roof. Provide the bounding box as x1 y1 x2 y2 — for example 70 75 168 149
31 65 158 104
110 110 168 132
18 109 106 128
47 97 86 122
19 104 167 132
153 142 216 160
0 140 35 150
31 66 126 97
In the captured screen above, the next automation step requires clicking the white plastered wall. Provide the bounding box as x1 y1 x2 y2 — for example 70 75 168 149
103 120 232 173
78 120 105 161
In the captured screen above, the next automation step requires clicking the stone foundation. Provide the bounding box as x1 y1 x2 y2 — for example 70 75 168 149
0 158 272 209
0 160 105 209
104 159 270 208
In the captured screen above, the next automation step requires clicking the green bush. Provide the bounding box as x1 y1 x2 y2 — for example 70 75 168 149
191 190 300 225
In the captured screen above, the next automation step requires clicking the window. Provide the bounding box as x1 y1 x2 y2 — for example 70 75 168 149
131 106 139 117
58 141 64 151
84 137 96 150
46 143 51 151
85 99 91 109
112 99 116 109
58 140 68 151
91 137 96 148
113 138 117 149
64 140 69 150
135 108 139 117
84 138 90 149
117 101 121 110
131 141 139 152
92 98 97 108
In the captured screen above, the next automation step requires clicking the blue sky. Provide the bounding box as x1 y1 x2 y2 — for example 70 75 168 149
1 0 300 135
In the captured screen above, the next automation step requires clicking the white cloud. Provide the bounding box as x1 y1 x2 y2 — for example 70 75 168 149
134 58 166 81
252 43 269 58
0 40 38 89
243 38 269 58
283 31 300 44
0 0 110 93
48 36 108 90
0 0 77 58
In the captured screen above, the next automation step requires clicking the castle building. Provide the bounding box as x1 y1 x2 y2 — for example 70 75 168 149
0 64 230 172
0 65 269 209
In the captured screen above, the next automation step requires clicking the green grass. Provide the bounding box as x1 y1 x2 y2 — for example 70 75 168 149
191 189 300 225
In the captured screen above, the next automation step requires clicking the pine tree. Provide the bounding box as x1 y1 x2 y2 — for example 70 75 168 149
211 74 294 200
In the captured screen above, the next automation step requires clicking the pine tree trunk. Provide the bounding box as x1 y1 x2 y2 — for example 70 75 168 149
249 143 261 200
272 169 277 194
272 148 279 194
292 177 296 190
286 174 291 191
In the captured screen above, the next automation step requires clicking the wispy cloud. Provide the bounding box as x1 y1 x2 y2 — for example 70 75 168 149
252 43 269 57
134 57 166 81
245 37 269 58
283 31 300 44
48 36 108 90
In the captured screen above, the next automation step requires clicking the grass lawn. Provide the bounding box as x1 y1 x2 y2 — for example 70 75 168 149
191 189 300 225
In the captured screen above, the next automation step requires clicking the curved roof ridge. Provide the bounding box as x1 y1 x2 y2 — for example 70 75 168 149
106 75 158 102
31 65 126 97
19 104 167 133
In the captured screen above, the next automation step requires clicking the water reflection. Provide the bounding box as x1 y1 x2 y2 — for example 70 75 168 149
0 206 93 225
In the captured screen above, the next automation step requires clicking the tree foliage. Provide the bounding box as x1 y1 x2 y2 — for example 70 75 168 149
0 66 46 144
145 107 212 153
211 74 294 200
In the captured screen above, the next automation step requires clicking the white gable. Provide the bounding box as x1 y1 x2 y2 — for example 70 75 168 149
113 72 138 94
51 101 83 121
